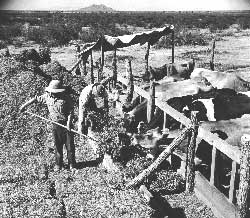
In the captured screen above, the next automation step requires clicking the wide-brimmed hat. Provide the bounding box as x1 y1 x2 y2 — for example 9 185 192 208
45 80 66 93
95 84 105 97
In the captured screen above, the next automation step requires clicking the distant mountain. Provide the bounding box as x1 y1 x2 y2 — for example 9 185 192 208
79 4 115 12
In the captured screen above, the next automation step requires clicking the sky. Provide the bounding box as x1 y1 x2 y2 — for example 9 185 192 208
1 0 250 11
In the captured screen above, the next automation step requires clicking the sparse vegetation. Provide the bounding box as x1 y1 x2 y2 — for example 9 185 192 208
0 11 250 46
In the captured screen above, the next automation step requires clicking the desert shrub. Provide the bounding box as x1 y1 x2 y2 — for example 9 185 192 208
38 46 51 64
26 27 46 44
155 28 210 49
0 23 22 42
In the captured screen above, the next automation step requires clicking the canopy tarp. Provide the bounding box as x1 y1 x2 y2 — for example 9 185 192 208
79 25 174 59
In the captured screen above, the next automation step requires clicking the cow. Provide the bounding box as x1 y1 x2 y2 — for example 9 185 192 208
142 59 195 81
191 68 250 92
121 79 214 133
186 89 250 122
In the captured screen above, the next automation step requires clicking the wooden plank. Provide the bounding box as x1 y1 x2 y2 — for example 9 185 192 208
195 171 239 218
229 160 237 203
198 128 241 163
147 81 155 123
210 146 217 185
163 112 167 130
155 98 191 126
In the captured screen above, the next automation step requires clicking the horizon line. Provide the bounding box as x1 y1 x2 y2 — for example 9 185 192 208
1 9 250 12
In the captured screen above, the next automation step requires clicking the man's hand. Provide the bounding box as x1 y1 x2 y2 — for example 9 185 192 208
67 125 71 132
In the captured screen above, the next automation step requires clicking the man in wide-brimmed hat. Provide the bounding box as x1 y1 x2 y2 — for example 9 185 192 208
20 80 76 172
78 83 109 134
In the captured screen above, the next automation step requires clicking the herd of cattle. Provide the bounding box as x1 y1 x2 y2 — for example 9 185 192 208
111 60 250 194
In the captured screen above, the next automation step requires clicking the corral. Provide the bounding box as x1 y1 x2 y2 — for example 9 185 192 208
69 25 250 218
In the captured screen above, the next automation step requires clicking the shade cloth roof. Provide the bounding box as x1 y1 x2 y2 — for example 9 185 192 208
79 25 174 59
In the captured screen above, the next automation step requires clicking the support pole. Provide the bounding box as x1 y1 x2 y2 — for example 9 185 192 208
210 38 216 71
112 49 117 88
171 30 175 64
101 37 105 70
81 62 87 76
237 134 250 218
97 57 102 82
90 51 94 84
145 42 150 76
126 59 134 102
147 80 155 123
185 111 199 193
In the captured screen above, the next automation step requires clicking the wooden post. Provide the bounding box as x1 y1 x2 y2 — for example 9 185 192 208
210 38 216 71
97 57 102 82
90 51 94 84
186 111 199 193
101 37 105 70
126 59 134 102
147 80 155 123
75 64 81 75
145 42 150 75
210 146 217 186
163 112 167 130
171 30 175 64
229 160 237 203
112 49 117 88
81 62 87 76
237 134 250 218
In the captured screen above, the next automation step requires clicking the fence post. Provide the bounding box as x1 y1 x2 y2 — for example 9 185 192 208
186 111 199 193
210 38 216 71
112 49 117 88
97 57 102 82
237 134 250 218
145 42 150 76
90 51 94 84
147 80 155 123
171 30 175 64
126 59 134 102
101 36 105 70
81 62 87 76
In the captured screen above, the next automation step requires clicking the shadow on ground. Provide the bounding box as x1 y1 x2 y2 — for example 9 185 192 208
76 158 102 169
149 192 187 218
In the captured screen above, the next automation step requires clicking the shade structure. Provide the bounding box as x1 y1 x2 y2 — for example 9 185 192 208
79 25 174 59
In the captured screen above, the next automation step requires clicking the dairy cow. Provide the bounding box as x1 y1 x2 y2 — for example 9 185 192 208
187 89 250 122
191 68 250 92
143 59 195 81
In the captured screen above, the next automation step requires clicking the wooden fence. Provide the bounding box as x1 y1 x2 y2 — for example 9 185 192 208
116 74 250 218
69 35 249 217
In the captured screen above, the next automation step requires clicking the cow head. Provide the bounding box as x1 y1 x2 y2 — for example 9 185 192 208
185 99 216 122
130 127 170 159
